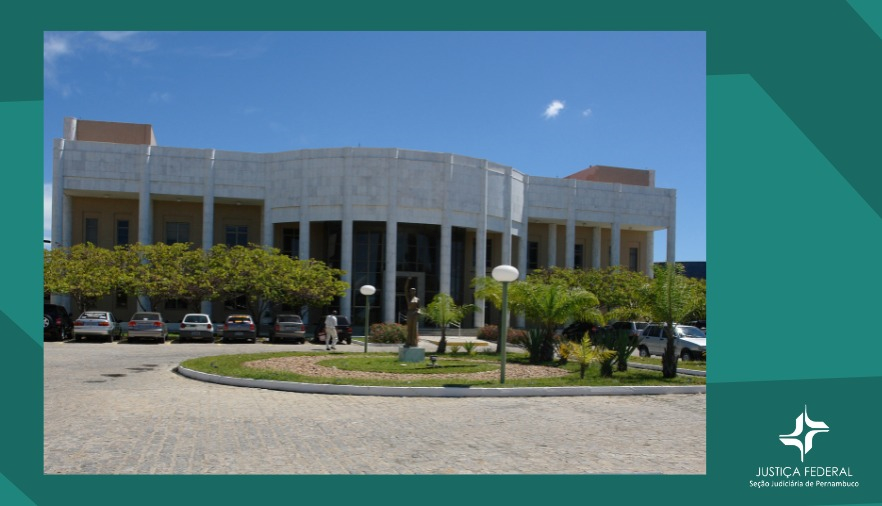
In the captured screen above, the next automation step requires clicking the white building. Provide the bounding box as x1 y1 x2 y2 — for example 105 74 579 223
51 118 676 327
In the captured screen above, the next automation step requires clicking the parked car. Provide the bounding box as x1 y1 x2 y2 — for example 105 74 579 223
73 311 122 342
127 312 169 343
178 313 215 343
559 321 605 342
311 315 353 345
269 314 307 344
638 323 706 361
43 303 73 341
610 320 650 338
684 320 706 332
222 314 257 343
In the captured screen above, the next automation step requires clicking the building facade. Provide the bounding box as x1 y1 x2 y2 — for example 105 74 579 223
50 118 677 327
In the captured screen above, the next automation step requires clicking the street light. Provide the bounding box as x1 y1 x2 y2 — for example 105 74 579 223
359 285 376 353
491 264 519 384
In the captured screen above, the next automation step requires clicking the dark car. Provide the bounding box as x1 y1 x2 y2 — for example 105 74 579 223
610 320 650 338
221 314 257 343
311 315 353 345
560 321 605 342
44 303 74 341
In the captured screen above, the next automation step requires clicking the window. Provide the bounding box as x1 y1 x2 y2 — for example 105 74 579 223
226 225 248 246
116 219 130 245
166 222 190 245
84 218 98 245
629 247 639 271
282 228 299 258
528 241 539 270
574 244 584 269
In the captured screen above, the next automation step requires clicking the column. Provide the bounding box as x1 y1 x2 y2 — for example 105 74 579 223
473 161 488 328
667 189 677 265
440 154 453 296
340 149 353 319
645 230 655 277
138 146 153 245
201 149 216 315
502 166 512 265
611 222 621 267
383 151 400 324
592 226 601 269
137 146 153 311
547 223 557 267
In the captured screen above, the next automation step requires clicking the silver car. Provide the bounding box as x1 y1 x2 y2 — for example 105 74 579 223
73 311 122 342
268 314 307 344
638 323 706 361
178 313 215 343
127 312 169 343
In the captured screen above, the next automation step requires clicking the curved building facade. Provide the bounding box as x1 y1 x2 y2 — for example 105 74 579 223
51 118 677 327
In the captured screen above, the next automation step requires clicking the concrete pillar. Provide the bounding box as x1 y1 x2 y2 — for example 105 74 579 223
611 222 621 267
667 189 677 265
138 146 153 245
383 151 400 324
592 226 601 269
645 230 655 277
340 150 354 319
201 149 216 315
440 155 453 296
473 161 488 328
502 166 512 265
547 223 557 268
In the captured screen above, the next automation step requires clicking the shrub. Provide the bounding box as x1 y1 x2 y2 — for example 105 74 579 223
449 345 462 354
462 340 478 355
369 322 406 344
477 324 528 343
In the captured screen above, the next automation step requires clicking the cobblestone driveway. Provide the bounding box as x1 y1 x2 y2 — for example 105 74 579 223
44 340 706 474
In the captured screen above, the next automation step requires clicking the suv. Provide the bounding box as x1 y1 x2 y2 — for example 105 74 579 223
610 321 650 338
44 304 73 341
638 323 706 361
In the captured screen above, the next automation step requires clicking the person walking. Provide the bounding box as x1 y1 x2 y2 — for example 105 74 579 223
325 311 338 350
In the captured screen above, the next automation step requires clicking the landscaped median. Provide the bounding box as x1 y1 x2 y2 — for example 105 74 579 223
177 351 706 397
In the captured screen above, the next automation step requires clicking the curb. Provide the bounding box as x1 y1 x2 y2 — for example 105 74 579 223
629 362 706 377
176 366 706 398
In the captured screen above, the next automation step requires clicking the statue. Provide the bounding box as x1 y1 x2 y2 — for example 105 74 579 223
404 278 420 347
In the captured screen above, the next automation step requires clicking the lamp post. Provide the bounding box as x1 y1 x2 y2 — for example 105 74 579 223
359 285 376 353
491 265 519 384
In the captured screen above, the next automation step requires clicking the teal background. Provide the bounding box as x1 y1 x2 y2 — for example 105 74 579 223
4 1 882 505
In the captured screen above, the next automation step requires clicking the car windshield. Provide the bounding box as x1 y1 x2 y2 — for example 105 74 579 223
228 316 251 323
184 315 209 323
132 313 159 321
277 316 301 323
80 312 107 319
677 326 706 338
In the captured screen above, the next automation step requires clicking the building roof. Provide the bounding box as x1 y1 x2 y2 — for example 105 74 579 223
564 165 654 187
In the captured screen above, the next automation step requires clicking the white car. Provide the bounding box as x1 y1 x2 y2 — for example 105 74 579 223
73 311 122 342
638 323 706 361
178 313 215 343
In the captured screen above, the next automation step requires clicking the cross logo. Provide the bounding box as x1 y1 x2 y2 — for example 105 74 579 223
779 405 829 462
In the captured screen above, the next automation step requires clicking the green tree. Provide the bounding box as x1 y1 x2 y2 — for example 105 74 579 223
121 242 196 311
559 333 617 379
208 244 348 331
475 273 600 363
422 293 475 354
43 243 120 314
648 263 696 378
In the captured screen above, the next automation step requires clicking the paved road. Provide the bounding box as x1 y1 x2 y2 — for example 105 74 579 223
44 339 706 474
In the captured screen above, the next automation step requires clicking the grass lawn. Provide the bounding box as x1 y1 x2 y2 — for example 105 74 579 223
181 352 706 388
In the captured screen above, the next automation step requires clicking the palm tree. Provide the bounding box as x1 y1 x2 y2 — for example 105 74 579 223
647 263 695 378
422 293 475 354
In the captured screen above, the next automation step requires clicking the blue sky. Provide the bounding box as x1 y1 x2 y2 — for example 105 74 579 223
44 31 706 262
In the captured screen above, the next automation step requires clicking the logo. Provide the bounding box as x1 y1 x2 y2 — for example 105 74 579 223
779 405 829 462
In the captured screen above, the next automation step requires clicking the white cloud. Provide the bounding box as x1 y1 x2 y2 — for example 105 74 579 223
582 108 593 117
543 99 565 119
149 91 172 103
96 31 138 43
44 34 72 65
